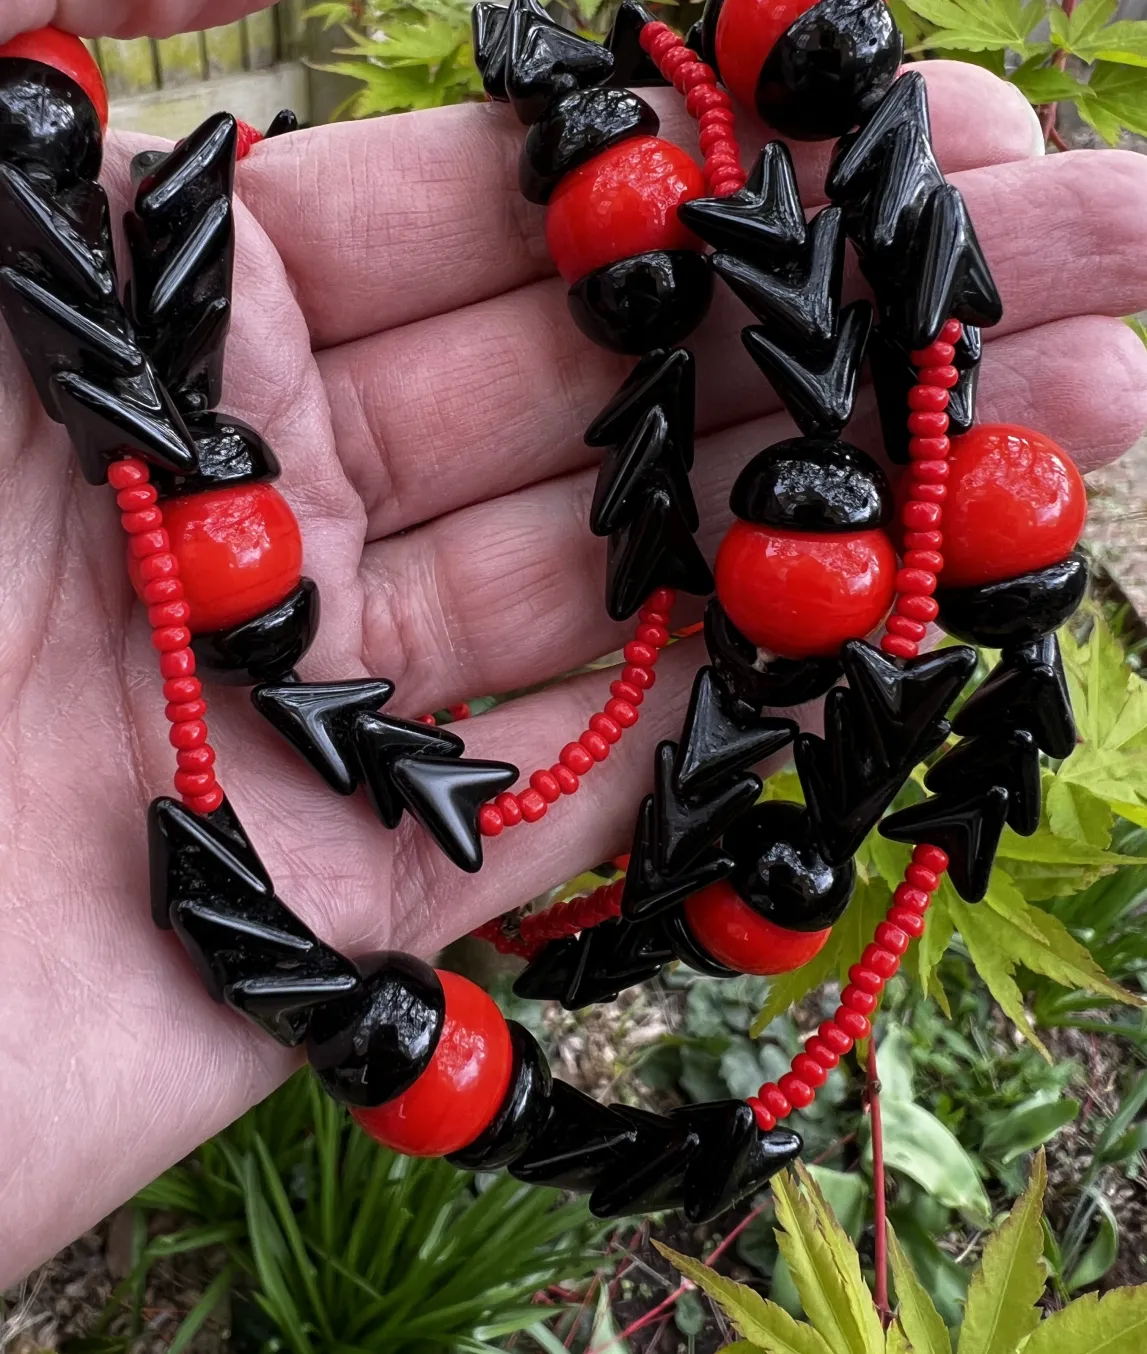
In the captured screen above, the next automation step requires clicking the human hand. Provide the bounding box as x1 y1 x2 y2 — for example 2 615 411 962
2 47 1147 1282
0 2 267 42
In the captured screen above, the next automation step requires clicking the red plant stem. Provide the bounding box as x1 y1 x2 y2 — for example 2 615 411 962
1040 0 1075 144
867 1039 891 1327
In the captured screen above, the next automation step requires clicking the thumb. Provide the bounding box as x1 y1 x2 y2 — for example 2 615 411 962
0 1 274 43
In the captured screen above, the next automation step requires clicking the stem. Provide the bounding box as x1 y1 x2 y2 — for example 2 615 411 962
867 1040 891 1328
1040 0 1076 146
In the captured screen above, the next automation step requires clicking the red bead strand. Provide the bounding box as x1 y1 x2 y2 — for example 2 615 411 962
471 876 625 961
747 844 948 1131
109 458 224 814
639 22 746 195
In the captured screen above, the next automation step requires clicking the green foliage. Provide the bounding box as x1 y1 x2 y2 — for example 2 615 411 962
76 1071 604 1353
660 1154 1147 1354
893 0 1147 143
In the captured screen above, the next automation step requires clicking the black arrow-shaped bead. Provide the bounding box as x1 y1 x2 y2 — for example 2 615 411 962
513 912 673 1008
880 785 1010 902
676 1101 802 1223
948 323 982 433
953 635 1076 759
869 322 981 464
354 713 465 829
252 678 397 794
742 299 873 437
585 346 695 466
509 1080 639 1191
605 486 714 621
678 141 806 262
622 795 734 920
652 739 762 879
590 404 696 537
713 206 845 351
926 729 1042 837
0 163 116 307
389 754 519 872
589 1106 697 1216
603 0 666 87
674 667 797 797
828 69 935 206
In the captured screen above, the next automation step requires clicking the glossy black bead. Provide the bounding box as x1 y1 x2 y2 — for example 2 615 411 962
448 1022 554 1170
742 300 873 438
953 635 1077 760
668 909 740 978
704 599 842 714
388 754 519 873
868 324 981 464
725 800 856 930
513 912 673 1008
675 1103 802 1223
695 0 725 71
603 0 668 88
353 712 465 828
605 483 714 621
621 796 734 921
937 552 1088 648
678 142 806 262
252 679 397 795
0 57 103 187
585 345 695 460
731 437 890 533
472 0 615 125
520 88 659 204
306 952 446 1107
126 113 237 414
880 785 1010 903
756 0 902 142
674 666 797 797
149 411 281 497
590 404 696 538
509 1081 639 1191
653 739 762 879
265 109 299 138
926 729 1042 837
192 577 320 685
711 206 844 351
567 249 714 356
947 324 982 434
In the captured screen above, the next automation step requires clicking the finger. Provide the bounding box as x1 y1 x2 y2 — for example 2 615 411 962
0 0 266 41
359 313 1147 717
325 147 1147 540
240 61 1043 349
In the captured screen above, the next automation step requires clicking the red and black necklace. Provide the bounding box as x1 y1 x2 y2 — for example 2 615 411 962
0 0 1087 1222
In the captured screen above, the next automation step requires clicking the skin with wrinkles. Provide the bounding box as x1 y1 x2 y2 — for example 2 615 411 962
1 5 1147 1283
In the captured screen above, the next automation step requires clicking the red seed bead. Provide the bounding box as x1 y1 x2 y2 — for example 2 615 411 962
624 640 659 668
148 600 192 628
495 792 523 827
913 482 948 504
903 530 944 553
841 984 878 1016
589 713 622 744
894 885 931 913
819 1020 853 1055
778 1072 815 1110
805 1037 839 1069
152 625 192 652
166 699 208 723
637 625 669 652
915 844 949 872
908 384 950 412
759 1083 792 1119
141 485 303 635
610 679 644 706
604 698 639 728
906 864 939 892
186 788 224 815
683 881 832 975
940 319 963 343
354 971 514 1157
552 763 580 795
903 551 944 573
544 137 705 284
835 1008 871 1041
561 742 595 775
918 365 959 389
530 770 561 803
909 436 951 460
137 552 178 583
675 60 716 92
175 770 217 797
940 424 1087 588
698 106 736 130
710 172 747 196
121 507 164 534
897 593 940 622
159 648 195 679
791 1054 828 1089
143 578 184 607
580 730 610 762
178 745 215 771
715 521 897 659
748 1098 777 1132
109 459 147 489
909 341 955 366
518 789 548 823
863 944 900 979
911 461 950 485
888 907 926 938
881 635 918 659
687 83 734 117
875 922 910 955
661 45 693 77
478 804 504 837
886 616 928 642
848 964 885 995
0 27 110 128
623 664 655 690
116 486 157 511
170 719 208 750
130 529 170 558
908 411 950 437
896 567 937 595
699 124 731 155
164 677 201 703
901 501 943 531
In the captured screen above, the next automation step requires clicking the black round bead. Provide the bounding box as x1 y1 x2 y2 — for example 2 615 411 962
567 250 714 356
730 437 892 532
756 0 902 142
936 552 1088 648
520 88 659 205
704 600 842 713
696 0 725 77
306 952 445 1108
150 412 281 498
448 1022 554 1170
192 577 320 685
725 800 855 930
0 57 102 188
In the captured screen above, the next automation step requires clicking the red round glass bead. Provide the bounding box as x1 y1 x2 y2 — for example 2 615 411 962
683 881 831 975
714 0 817 115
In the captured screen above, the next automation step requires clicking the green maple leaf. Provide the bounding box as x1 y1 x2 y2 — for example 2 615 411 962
899 0 1048 54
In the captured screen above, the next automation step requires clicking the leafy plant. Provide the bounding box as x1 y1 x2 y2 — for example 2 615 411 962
889 0 1147 146
658 1151 1147 1354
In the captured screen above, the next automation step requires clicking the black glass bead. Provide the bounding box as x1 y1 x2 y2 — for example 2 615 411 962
520 88 659 204
149 412 280 497
603 0 668 88
585 346 695 461
126 113 237 415
756 0 902 142
711 205 844 351
675 1102 801 1223
567 250 714 356
265 109 299 138
605 483 714 621
353 713 465 828
513 912 673 1008
678 142 806 262
695 0 725 72
588 1105 697 1216
448 1022 554 1170
653 738 762 879
704 599 842 713
937 552 1088 648
880 785 1010 903
668 909 740 978
192 578 320 685
953 635 1077 760
742 300 873 438
509 1080 638 1191
0 57 103 188
926 729 1042 838
725 800 856 930
948 324 982 435
306 952 445 1107
621 796 734 922
730 436 891 531
388 754 519 873
590 404 697 538
868 324 981 464
674 667 797 797
252 679 397 795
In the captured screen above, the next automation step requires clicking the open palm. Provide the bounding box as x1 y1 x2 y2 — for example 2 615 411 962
3 55 1147 1284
